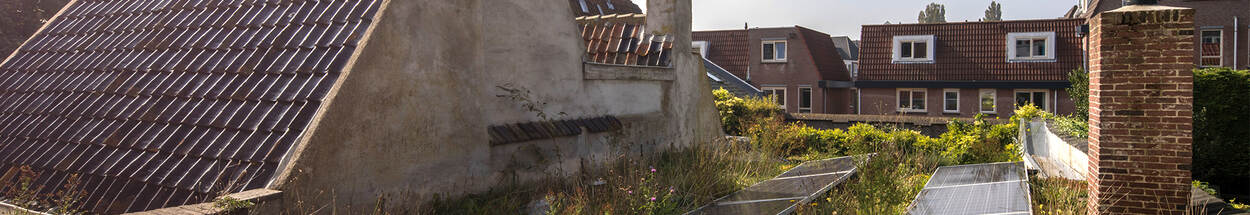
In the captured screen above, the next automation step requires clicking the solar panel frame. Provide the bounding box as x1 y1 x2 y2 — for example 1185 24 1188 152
686 154 871 215
907 161 1033 215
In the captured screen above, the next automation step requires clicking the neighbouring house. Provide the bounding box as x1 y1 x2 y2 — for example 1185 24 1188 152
693 26 855 114
857 19 1084 117
832 36 860 80
832 36 860 113
1069 0 1249 69
0 0 719 213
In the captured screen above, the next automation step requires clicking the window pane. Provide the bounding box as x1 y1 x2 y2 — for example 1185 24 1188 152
1033 39 1046 56
775 42 787 59
945 92 958 111
914 42 927 58
981 91 996 112
899 91 910 109
776 89 785 106
1033 92 1047 109
912 91 926 109
800 88 812 108
900 42 913 58
763 43 774 60
1201 30 1221 60
1016 92 1031 107
1016 40 1031 57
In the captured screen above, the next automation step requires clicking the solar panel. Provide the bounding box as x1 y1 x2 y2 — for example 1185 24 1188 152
687 155 864 215
908 162 1033 215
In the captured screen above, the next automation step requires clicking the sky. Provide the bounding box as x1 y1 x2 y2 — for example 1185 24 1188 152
631 0 1077 40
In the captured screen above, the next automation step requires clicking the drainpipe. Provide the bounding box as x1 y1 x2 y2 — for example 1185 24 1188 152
1235 16 1240 68
746 65 751 81
856 89 862 114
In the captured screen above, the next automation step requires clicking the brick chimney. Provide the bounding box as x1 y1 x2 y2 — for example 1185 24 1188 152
1087 4 1195 214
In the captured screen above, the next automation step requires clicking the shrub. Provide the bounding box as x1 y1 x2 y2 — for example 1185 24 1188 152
713 88 783 136
1047 114 1088 139
936 114 1021 165
1194 68 1250 197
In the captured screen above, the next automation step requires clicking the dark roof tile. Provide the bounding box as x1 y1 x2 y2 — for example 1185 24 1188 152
858 19 1083 81
0 0 382 212
692 30 750 78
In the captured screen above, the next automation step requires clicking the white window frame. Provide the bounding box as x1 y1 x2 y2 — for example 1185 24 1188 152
1006 32 1057 62
1200 28 1223 67
692 41 710 59
979 89 997 114
892 35 935 64
763 87 787 109
897 88 927 113
762 39 788 63
943 89 960 113
1013 89 1050 111
798 87 813 113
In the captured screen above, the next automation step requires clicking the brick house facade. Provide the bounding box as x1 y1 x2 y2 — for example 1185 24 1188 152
694 27 855 114
857 19 1084 117
1073 0 1249 69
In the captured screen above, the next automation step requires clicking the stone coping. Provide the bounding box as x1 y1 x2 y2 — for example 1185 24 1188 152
583 62 675 81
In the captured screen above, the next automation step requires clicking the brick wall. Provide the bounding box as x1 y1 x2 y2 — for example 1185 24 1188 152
1087 5 1196 214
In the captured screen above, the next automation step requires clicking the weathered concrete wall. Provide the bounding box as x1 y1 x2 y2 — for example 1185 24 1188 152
1022 120 1090 180
269 0 720 212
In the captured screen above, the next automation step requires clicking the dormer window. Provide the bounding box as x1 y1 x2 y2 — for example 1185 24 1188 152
892 35 935 63
1006 32 1056 62
762 40 787 62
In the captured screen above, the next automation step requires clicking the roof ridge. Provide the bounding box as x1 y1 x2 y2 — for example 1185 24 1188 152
862 18 1084 27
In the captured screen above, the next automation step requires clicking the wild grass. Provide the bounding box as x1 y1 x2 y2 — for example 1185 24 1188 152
424 141 789 214
794 138 940 215
1029 176 1087 215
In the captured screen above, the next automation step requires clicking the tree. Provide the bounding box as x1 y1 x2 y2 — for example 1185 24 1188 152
984 1 1002 21
1065 68 1088 120
918 3 946 24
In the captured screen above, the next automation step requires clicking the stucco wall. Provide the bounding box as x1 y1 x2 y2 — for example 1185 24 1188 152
269 0 720 212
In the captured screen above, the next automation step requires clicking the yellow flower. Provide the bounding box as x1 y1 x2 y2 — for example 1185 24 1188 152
810 203 818 206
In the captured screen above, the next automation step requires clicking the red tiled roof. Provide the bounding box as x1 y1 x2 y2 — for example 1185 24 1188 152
692 30 749 77
580 21 673 67
0 0 383 213
796 26 851 81
568 0 643 17
858 19 1084 81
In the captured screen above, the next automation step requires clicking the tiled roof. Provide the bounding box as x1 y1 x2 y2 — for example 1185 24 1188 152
831 36 859 61
692 30 749 77
0 0 382 213
858 19 1083 81
796 27 851 81
580 21 673 67
488 116 623 145
703 57 760 97
568 0 642 17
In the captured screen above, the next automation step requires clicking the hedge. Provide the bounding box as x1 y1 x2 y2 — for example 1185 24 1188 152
1194 68 1250 197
